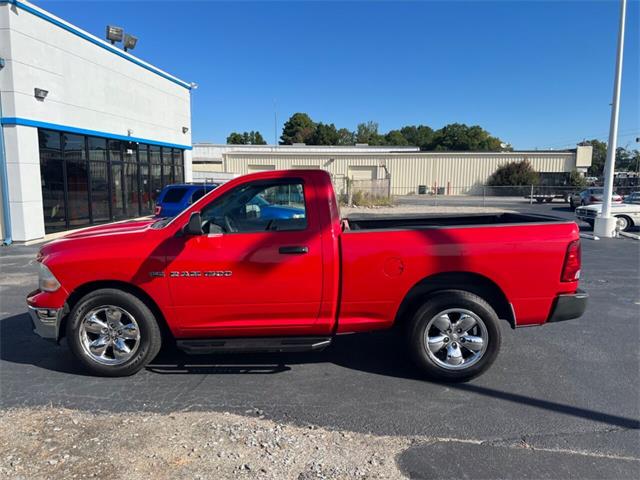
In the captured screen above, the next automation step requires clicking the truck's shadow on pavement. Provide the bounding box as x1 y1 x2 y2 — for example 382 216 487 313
2 312 639 430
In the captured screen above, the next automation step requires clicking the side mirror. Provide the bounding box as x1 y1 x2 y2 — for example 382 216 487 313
183 212 204 236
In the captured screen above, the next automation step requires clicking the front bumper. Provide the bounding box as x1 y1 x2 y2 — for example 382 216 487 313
547 289 588 323
28 305 63 340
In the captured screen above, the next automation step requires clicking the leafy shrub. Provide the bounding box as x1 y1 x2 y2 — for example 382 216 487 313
487 161 539 186
568 169 587 188
339 191 394 207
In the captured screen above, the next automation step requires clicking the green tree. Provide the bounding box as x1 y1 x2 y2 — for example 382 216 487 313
614 147 640 171
580 139 607 176
385 130 410 146
626 150 640 173
309 123 339 145
249 131 267 145
487 161 539 186
399 125 434 149
226 131 267 145
428 123 504 151
336 128 355 145
226 132 245 144
280 113 316 145
568 169 587 188
356 121 385 145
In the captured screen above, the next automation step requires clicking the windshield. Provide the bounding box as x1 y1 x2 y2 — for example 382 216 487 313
624 193 640 204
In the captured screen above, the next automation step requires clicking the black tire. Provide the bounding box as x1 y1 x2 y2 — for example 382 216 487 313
615 215 632 232
536 198 544 204
569 198 575 210
407 290 501 382
66 288 162 377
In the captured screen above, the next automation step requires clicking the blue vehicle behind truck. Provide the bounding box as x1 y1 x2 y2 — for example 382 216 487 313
155 183 219 217
155 182 305 220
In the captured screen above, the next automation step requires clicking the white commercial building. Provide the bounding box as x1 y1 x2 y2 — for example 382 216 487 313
192 144 593 195
0 0 192 243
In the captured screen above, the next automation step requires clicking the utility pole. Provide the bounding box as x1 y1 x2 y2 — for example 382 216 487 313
274 98 278 146
595 0 627 237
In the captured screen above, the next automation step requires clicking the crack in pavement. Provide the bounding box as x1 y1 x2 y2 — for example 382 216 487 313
397 424 640 463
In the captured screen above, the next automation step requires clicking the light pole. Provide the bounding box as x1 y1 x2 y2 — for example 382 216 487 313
594 0 627 237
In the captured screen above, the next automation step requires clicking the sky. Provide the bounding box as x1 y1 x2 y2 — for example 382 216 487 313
36 0 639 150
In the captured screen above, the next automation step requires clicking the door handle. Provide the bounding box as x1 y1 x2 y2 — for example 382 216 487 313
279 246 309 254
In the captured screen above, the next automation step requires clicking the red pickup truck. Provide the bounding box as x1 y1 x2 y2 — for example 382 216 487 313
28 170 587 380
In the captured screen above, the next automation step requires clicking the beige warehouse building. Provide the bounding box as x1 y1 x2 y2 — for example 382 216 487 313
191 144 593 196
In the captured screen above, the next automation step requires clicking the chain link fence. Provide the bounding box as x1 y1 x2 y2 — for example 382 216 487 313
333 176 392 206
330 174 638 208
389 184 639 208
390 185 576 207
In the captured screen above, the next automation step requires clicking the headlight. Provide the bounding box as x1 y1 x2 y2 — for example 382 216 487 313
38 263 61 292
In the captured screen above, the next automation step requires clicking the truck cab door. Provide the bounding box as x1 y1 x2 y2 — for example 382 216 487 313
165 178 324 337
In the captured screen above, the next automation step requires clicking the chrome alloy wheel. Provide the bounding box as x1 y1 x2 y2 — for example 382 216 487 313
79 306 141 366
615 216 629 231
424 308 489 370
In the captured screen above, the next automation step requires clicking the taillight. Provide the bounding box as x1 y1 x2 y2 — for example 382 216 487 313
561 240 581 282
154 205 162 216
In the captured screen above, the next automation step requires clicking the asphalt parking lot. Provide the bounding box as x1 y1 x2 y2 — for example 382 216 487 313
1 201 639 479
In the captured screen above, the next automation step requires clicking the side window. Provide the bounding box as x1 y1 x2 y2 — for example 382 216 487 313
200 180 307 233
190 188 206 204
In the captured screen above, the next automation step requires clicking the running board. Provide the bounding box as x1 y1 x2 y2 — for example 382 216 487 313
177 336 332 355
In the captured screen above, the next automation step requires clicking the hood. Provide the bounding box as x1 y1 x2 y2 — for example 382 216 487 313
39 217 159 259
578 203 634 212
61 218 156 239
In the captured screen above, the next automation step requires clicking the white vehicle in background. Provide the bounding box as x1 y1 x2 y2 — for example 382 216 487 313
569 187 623 210
575 192 640 232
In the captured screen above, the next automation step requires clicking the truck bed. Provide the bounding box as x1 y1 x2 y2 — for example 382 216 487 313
346 212 570 230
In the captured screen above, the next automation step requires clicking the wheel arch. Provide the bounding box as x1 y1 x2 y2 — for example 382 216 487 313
60 280 174 343
394 271 515 330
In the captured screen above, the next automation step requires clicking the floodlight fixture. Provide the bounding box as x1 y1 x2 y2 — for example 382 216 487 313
34 88 48 100
106 25 124 44
124 33 138 52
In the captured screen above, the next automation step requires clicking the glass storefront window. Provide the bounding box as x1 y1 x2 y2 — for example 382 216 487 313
162 147 173 184
38 130 66 232
111 162 125 220
38 128 183 232
88 137 107 162
64 134 90 227
173 149 184 183
151 162 162 203
138 144 152 215
125 162 140 217
90 162 110 222
139 163 152 215
149 145 163 203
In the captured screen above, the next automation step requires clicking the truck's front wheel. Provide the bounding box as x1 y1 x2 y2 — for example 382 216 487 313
66 289 162 377
408 290 501 381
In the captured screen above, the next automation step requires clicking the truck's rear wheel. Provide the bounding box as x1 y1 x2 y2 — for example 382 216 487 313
66 288 162 377
407 290 501 381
